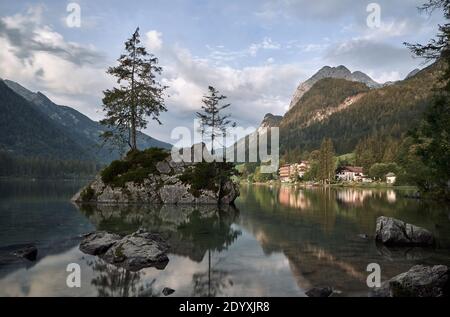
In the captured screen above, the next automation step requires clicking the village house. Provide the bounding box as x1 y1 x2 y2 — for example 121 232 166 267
336 166 365 182
279 165 292 182
278 161 311 182
386 172 397 185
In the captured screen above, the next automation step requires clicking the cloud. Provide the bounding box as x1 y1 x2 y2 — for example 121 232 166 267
248 37 281 56
324 38 418 82
145 30 163 51
255 0 428 23
206 37 281 64
0 6 110 119
255 0 366 21
160 44 307 130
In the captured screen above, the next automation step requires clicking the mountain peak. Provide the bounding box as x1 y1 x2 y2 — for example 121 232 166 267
258 113 283 131
288 65 380 109
405 68 421 79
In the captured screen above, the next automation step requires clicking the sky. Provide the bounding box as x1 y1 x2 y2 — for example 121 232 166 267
0 0 446 144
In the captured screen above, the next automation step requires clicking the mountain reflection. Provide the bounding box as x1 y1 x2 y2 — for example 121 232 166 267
75 203 240 296
236 185 450 295
74 187 450 297
2 181 449 297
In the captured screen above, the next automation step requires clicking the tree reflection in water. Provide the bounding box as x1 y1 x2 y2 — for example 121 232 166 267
77 203 241 297
88 259 158 297
192 256 233 297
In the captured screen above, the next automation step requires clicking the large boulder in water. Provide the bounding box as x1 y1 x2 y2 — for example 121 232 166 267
375 216 435 246
371 265 450 297
79 229 169 271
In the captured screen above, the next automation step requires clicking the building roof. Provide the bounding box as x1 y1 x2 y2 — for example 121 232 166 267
386 172 396 177
341 166 363 173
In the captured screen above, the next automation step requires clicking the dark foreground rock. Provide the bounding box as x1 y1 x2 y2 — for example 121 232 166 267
0 244 38 266
162 287 175 296
371 265 449 297
305 287 333 297
375 216 435 246
80 230 169 271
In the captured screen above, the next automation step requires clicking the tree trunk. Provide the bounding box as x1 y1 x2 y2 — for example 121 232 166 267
130 35 138 151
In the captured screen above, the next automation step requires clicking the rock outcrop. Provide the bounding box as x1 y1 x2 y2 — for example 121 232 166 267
375 216 435 246
80 230 169 271
72 151 239 205
305 287 333 297
371 265 450 297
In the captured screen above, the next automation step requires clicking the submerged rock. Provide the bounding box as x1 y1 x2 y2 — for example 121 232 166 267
305 287 333 297
12 245 38 261
162 287 175 296
371 265 450 297
375 216 435 246
79 229 169 271
0 244 38 265
357 233 369 240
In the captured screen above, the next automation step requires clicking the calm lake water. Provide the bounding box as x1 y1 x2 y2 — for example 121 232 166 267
0 180 449 297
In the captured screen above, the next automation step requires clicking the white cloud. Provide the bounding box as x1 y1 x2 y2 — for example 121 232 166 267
160 45 306 129
0 6 112 120
145 30 163 51
248 37 281 56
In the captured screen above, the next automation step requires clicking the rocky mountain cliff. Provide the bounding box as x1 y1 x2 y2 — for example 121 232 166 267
405 68 421 79
288 65 380 109
257 113 283 132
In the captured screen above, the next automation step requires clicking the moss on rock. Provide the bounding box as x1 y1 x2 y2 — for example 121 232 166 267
100 148 170 188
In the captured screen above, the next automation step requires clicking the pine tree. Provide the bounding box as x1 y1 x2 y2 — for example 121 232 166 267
100 27 167 151
318 138 335 184
196 86 235 155
404 0 449 91
404 0 450 198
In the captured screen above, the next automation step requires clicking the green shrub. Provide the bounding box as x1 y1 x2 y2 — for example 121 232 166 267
101 160 131 184
100 148 170 188
80 186 96 202
179 162 239 197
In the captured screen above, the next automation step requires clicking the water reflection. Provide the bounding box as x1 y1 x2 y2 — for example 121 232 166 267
1 180 449 297
88 259 157 297
78 204 241 262
76 203 240 296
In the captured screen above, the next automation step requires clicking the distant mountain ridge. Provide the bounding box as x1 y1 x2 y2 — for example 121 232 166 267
289 65 380 109
1 79 171 162
280 62 442 154
257 113 283 133
0 80 91 160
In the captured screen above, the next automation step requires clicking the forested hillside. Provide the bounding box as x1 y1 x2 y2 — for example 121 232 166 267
0 81 92 161
4 80 171 163
280 62 442 155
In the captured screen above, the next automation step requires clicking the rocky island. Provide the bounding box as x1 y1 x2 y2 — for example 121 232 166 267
72 147 240 205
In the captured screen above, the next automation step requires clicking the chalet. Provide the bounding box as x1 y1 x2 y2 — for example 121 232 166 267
278 161 311 182
386 172 397 184
336 166 364 182
296 161 311 178
279 165 292 182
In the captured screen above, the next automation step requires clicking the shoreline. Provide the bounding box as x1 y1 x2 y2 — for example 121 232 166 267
240 180 418 191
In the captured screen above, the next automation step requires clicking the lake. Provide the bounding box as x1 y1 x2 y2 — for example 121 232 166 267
0 180 449 297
